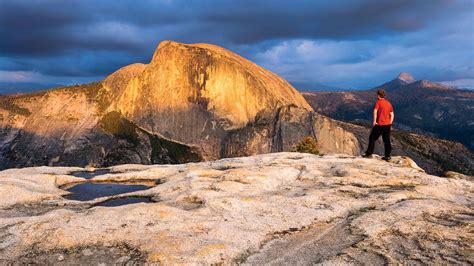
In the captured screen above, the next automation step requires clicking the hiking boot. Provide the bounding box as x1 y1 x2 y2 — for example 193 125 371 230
382 156 391 161
362 153 373 158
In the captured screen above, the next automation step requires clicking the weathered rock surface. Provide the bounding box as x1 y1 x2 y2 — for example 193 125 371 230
0 152 472 264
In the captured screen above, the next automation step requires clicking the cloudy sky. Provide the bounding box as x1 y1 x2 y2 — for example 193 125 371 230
0 0 473 93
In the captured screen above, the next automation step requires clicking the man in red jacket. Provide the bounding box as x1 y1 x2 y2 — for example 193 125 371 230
363 89 394 161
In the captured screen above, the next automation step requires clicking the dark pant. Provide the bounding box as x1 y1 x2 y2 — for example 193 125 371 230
365 125 392 157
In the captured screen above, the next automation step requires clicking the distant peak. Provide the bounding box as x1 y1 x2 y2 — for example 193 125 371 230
396 72 416 84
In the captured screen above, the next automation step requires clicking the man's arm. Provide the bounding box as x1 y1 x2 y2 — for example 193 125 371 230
373 109 378 127
390 111 394 124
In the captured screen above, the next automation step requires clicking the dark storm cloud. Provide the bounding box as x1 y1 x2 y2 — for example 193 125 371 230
0 0 472 89
0 0 457 55
0 2 146 56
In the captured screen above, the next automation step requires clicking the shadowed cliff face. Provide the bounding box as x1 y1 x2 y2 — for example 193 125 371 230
221 106 360 158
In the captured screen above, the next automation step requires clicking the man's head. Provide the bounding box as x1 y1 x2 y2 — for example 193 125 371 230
377 89 386 99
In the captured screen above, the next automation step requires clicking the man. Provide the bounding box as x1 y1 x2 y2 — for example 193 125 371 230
363 89 394 161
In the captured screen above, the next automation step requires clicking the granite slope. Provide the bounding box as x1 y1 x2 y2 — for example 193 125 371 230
0 152 472 264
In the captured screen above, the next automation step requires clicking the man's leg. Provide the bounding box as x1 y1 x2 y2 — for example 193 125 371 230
381 125 392 157
365 125 382 155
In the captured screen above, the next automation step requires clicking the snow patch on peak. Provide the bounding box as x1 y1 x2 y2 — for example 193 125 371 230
397 72 416 84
